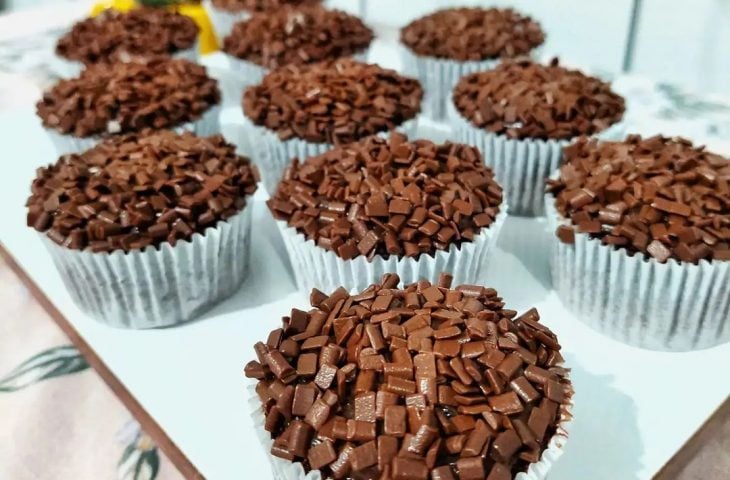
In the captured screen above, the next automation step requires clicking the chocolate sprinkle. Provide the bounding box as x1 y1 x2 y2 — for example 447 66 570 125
268 133 503 261
37 58 220 138
223 6 373 69
243 59 422 144
400 7 544 62
210 0 319 13
453 58 625 140
56 7 198 65
26 130 259 253
547 135 730 263
245 273 572 479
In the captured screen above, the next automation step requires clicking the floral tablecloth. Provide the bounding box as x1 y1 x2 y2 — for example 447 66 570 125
1 15 729 480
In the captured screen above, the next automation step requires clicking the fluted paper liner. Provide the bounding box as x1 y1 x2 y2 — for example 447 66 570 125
545 194 730 351
249 117 419 194
399 45 501 121
204 0 251 42
276 207 507 294
450 103 626 216
45 103 222 155
50 41 201 80
40 203 253 329
247 372 573 480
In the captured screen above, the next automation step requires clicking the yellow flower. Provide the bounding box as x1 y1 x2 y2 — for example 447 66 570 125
90 0 219 54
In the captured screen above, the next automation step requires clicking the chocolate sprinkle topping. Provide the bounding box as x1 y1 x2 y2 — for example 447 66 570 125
245 273 572 479
26 131 259 253
210 0 320 13
547 135 730 263
223 6 373 69
243 59 422 144
56 7 198 65
37 58 220 138
267 133 503 261
400 7 545 62
453 59 625 140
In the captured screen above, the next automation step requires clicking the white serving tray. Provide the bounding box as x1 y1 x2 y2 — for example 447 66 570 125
1 106 729 480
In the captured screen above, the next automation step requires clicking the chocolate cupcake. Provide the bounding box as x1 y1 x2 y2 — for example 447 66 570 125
400 7 545 120
546 135 730 350
451 58 626 216
220 6 373 104
26 130 259 328
37 58 221 154
205 0 321 41
244 59 422 193
245 273 573 480
267 133 505 293
53 7 200 78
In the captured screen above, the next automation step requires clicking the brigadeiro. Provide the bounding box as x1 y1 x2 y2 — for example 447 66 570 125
451 58 626 216
243 59 422 193
267 132 505 293
36 57 221 154
400 7 545 120
26 130 259 329
52 7 200 78
546 135 730 350
205 0 321 41
220 6 373 102
245 273 574 480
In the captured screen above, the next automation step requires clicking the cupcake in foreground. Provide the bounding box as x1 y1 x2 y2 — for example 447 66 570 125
53 7 199 78
26 130 259 329
267 133 505 293
205 0 321 41
400 7 545 120
221 6 373 101
37 58 220 154
245 273 574 480
244 59 422 193
546 135 730 351
452 58 625 216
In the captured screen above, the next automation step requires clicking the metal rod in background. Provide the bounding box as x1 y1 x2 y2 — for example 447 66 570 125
622 0 643 72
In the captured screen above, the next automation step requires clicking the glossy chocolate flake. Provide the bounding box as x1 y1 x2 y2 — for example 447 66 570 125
453 58 625 140
547 135 730 263
223 6 373 69
400 7 544 62
56 7 198 65
37 58 220 138
267 133 503 261
245 273 572 479
243 58 422 144
26 130 259 252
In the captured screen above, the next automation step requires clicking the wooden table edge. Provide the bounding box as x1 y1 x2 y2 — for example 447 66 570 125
0 242 205 480
3 240 728 480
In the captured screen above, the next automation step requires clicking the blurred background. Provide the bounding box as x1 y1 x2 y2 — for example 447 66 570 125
2 0 729 94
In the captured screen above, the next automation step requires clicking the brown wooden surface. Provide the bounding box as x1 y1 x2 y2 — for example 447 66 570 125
2 239 728 480
0 242 204 480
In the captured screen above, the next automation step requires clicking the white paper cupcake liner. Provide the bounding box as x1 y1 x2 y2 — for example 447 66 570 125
276 207 506 294
450 103 626 217
399 45 501 121
40 203 253 329
45 103 222 155
203 0 251 42
249 117 419 195
247 371 573 480
49 40 201 80
545 194 730 351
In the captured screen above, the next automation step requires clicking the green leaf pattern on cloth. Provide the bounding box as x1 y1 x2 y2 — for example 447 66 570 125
118 423 161 480
0 345 89 392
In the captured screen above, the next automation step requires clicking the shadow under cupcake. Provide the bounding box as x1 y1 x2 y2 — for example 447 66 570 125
546 134 730 351
26 130 259 329
450 58 626 217
267 132 506 293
